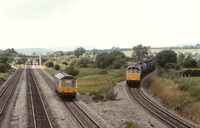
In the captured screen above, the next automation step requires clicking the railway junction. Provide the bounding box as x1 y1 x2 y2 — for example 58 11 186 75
0 64 199 127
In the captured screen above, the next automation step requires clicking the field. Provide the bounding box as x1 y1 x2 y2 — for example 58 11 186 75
77 68 125 94
123 49 200 57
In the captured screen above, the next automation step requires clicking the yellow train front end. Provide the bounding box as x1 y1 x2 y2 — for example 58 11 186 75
126 66 141 86
54 73 77 98
59 79 77 98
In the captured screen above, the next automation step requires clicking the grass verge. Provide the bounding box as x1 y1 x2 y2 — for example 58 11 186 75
149 75 200 123
77 68 125 94
124 121 139 128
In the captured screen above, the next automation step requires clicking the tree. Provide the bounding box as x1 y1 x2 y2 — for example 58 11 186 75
55 51 64 57
156 50 177 67
54 64 60 70
13 57 24 65
95 53 116 69
31 52 37 56
0 57 9 63
131 44 150 61
91 49 99 56
109 51 126 59
64 66 79 76
111 59 126 69
177 53 185 68
75 57 93 67
45 60 54 68
183 55 197 68
74 47 86 57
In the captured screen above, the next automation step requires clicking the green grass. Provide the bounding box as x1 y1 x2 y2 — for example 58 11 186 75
0 72 10 86
124 121 139 128
77 68 125 94
42 66 59 76
149 75 200 123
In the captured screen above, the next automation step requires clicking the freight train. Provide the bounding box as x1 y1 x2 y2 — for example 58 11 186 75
54 73 77 98
126 58 155 86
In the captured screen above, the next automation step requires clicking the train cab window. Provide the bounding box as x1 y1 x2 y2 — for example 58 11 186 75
66 81 71 88
61 81 65 88
136 70 140 74
128 70 131 74
72 81 76 88
132 70 135 73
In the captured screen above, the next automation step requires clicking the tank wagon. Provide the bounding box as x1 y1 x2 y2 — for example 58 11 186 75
126 58 155 86
54 73 77 98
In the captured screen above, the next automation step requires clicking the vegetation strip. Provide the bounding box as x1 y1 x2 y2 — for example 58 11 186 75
128 86 193 128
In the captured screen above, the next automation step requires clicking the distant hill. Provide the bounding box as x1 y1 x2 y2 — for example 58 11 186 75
16 48 55 55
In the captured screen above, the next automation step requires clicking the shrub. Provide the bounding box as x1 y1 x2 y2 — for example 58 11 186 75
156 50 177 67
0 63 11 73
54 64 60 70
75 57 93 67
0 57 9 63
111 59 126 69
182 70 200 77
95 53 116 69
89 85 117 102
13 57 24 65
106 89 117 100
68 58 78 66
64 66 79 76
45 60 54 68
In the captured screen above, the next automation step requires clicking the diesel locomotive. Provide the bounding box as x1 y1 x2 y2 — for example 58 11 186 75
54 73 77 98
126 58 155 86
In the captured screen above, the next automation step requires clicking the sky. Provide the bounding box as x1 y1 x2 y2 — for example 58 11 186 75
0 0 200 50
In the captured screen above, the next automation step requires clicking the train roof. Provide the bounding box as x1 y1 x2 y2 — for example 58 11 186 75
127 64 140 70
55 73 76 80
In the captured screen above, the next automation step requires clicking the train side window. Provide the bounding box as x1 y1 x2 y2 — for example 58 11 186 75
72 81 76 88
136 70 140 74
61 81 65 88
66 81 71 88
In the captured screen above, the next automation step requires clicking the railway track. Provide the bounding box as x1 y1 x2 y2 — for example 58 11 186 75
64 100 102 128
127 86 194 128
36 66 102 128
26 67 53 128
0 68 23 117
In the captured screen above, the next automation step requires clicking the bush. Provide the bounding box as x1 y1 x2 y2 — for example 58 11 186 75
13 57 24 65
64 66 79 76
156 50 177 67
111 59 126 69
106 89 117 100
89 85 117 102
0 57 9 63
75 57 93 68
54 64 60 70
45 60 54 68
0 63 11 73
68 58 78 66
95 53 116 69
165 63 181 70
182 70 200 77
